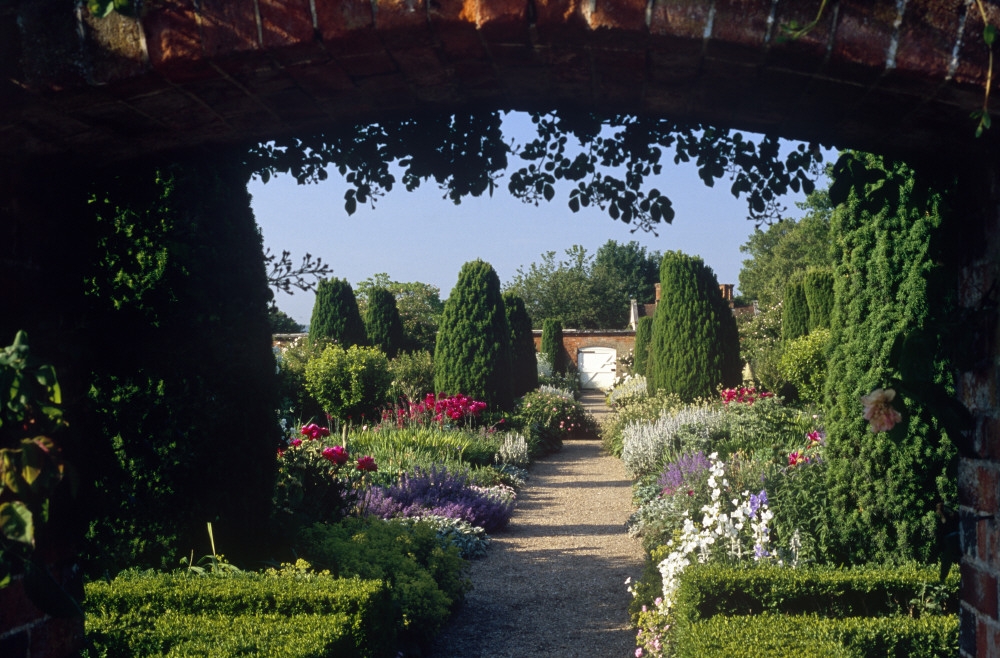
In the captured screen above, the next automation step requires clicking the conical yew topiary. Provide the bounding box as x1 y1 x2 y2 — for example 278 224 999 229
781 278 809 342
633 316 653 376
365 287 405 358
803 267 835 331
646 251 740 400
503 291 539 397
541 318 566 375
434 260 514 410
309 278 367 347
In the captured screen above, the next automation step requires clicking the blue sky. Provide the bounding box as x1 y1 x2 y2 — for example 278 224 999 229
250 113 826 326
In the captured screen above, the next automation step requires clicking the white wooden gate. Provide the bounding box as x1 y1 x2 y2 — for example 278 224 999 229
577 347 617 390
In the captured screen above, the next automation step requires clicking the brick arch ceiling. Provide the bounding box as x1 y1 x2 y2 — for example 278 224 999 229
1 0 997 168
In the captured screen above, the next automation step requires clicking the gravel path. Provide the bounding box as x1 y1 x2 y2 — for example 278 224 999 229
429 401 645 658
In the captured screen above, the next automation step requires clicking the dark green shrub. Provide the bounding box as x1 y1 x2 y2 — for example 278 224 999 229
803 267 835 330
309 278 367 347
297 517 470 648
305 344 392 423
676 613 957 658
82 566 395 658
781 278 809 342
672 562 958 624
364 287 405 358
824 153 957 564
647 251 741 400
540 318 567 375
433 260 514 411
81 158 278 573
503 292 539 397
633 316 653 376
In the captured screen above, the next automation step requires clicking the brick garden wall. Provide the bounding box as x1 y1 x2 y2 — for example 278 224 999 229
956 164 1000 658
532 329 635 369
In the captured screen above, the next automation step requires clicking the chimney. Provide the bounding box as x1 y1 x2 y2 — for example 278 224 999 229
655 282 661 304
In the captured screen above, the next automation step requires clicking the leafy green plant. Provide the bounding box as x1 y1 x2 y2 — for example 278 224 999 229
778 328 830 404
305 344 392 423
297 517 470 648
386 350 435 406
0 331 80 617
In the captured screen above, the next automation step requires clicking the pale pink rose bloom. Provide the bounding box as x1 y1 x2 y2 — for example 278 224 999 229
861 388 903 433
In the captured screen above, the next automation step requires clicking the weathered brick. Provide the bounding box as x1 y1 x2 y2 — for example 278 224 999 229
962 562 999 618
258 0 315 51
143 0 207 76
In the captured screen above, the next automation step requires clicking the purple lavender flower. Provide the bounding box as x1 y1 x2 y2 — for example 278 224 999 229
362 466 515 532
657 451 711 496
748 489 768 516
754 544 771 559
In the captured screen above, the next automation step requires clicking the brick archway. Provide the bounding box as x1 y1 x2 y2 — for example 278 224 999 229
3 2 1000 656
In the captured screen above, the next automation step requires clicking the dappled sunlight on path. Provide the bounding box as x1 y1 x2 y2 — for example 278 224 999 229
429 437 645 658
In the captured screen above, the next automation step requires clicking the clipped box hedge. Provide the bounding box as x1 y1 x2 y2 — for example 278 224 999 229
672 562 958 624
83 570 396 658
675 612 958 658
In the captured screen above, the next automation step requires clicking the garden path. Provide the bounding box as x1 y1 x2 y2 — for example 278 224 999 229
429 397 644 658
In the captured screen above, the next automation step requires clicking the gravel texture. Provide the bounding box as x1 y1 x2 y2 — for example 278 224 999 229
429 393 645 658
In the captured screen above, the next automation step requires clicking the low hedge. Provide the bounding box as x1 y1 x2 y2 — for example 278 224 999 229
676 612 958 658
83 570 395 658
83 610 359 658
672 563 958 624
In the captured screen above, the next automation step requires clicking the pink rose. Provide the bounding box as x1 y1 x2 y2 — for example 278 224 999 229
356 455 377 472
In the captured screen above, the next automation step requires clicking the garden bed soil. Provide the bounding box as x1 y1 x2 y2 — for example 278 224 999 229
429 437 644 658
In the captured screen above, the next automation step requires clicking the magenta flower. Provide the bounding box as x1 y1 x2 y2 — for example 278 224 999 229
356 455 377 472
322 445 348 465
861 388 902 433
289 438 302 447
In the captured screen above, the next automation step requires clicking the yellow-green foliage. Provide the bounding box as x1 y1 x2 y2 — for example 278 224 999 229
778 328 831 404
297 517 470 646
82 568 395 658
305 344 392 422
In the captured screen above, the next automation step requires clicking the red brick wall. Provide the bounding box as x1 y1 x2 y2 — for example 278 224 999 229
956 164 1000 658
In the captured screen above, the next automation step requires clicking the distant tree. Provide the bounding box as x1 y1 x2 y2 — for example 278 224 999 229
434 260 514 410
269 305 304 333
540 319 567 375
633 316 653 376
594 240 662 304
647 251 741 400
738 189 834 307
356 273 444 353
781 279 809 343
504 246 626 329
309 278 367 347
364 287 405 358
503 292 539 397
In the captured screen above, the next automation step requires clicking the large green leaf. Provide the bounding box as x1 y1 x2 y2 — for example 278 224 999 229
0 501 34 546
